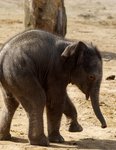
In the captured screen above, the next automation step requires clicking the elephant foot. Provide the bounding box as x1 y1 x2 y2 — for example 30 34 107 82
49 133 64 143
0 133 11 140
29 134 49 146
69 122 83 132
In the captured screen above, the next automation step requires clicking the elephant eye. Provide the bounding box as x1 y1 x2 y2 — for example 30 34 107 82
88 75 95 81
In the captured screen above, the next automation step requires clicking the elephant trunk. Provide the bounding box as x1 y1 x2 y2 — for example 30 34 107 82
90 86 107 128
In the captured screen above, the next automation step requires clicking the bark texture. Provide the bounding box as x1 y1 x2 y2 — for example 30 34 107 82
24 0 67 37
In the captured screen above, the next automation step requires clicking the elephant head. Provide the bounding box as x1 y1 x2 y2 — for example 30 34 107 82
61 41 107 128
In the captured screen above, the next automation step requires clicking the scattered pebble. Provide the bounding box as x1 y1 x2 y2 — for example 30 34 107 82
106 75 115 80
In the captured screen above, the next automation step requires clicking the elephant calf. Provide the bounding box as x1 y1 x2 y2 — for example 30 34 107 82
0 29 107 146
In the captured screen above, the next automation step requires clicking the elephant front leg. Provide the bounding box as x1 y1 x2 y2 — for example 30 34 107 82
46 104 64 143
28 109 48 146
46 86 65 143
63 93 83 132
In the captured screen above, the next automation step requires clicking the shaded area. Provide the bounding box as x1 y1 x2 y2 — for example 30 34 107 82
101 51 116 60
64 138 116 150
5 137 116 149
11 137 28 143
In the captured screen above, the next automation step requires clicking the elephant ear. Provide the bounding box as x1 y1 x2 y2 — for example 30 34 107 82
61 41 88 65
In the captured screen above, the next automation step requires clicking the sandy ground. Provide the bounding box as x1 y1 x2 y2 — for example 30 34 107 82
0 0 116 149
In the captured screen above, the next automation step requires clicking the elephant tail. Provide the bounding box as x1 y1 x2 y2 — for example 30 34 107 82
0 47 5 82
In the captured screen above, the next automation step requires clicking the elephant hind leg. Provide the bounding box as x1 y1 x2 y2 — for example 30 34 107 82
12 77 49 146
0 89 19 140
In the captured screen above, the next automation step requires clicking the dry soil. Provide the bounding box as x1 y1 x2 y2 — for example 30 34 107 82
0 0 116 149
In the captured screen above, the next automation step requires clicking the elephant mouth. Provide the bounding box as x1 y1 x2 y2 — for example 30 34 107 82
86 93 90 100
85 87 91 100
79 84 91 100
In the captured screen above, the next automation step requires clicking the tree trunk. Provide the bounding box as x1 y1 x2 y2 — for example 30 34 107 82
24 0 67 37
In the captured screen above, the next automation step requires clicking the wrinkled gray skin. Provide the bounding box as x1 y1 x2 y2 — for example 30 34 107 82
0 30 107 146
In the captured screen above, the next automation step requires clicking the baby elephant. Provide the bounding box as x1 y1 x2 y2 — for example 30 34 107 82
0 30 107 146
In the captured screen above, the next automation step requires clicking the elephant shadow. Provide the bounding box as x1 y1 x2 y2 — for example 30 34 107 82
101 51 116 60
11 137 116 149
51 138 116 150
59 138 116 150
11 137 28 143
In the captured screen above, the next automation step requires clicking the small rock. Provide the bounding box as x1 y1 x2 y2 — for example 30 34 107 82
106 75 115 80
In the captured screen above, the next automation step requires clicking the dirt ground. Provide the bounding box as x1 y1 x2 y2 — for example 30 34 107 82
0 0 116 149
